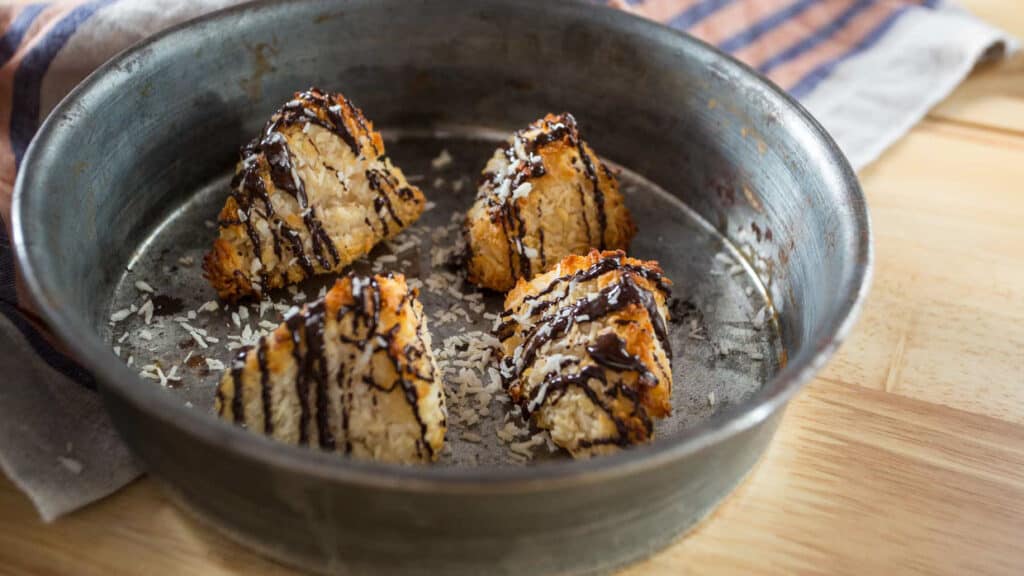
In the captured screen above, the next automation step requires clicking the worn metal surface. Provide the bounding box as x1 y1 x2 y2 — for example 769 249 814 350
12 0 871 574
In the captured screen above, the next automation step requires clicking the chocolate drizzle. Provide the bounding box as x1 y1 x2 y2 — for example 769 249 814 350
498 132 544 278
535 202 547 270
285 311 311 445
231 167 313 277
257 343 272 433
576 140 607 250
575 183 593 247
501 274 669 383
586 332 658 388
366 168 406 236
278 88 365 156
229 350 247 425
262 132 339 271
346 276 435 459
306 302 336 450
498 252 672 351
523 364 648 447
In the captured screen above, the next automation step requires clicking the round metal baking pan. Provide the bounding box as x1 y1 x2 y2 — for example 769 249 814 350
13 0 871 573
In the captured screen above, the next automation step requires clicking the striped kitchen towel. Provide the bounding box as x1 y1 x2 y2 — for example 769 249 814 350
0 0 1014 521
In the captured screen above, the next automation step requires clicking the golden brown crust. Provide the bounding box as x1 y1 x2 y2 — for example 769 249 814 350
499 250 672 457
204 88 425 302
214 274 446 464
465 114 636 292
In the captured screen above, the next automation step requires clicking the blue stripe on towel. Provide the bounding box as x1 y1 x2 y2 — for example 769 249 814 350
668 0 740 30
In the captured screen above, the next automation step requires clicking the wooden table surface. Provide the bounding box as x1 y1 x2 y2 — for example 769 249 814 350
3 2 1023 574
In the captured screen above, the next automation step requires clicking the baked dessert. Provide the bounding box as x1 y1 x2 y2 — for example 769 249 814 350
214 274 446 463
498 250 672 457
465 113 636 292
205 88 425 302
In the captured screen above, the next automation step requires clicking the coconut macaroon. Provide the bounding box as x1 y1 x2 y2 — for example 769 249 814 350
214 274 446 464
498 250 672 457
465 113 636 292
205 88 426 302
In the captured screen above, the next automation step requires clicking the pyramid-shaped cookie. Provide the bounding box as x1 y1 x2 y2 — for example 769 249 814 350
215 274 446 463
465 113 636 292
205 88 425 301
499 250 672 458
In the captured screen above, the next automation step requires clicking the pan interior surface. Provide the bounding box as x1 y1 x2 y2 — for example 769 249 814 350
104 129 782 468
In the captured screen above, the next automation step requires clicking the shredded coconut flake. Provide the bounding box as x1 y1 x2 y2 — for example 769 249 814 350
430 149 453 170
752 306 767 330
190 331 208 349
137 299 154 325
166 365 182 382
57 456 83 475
511 182 533 200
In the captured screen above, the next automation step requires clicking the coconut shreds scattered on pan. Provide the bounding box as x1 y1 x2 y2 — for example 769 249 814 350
109 158 776 463
109 213 560 462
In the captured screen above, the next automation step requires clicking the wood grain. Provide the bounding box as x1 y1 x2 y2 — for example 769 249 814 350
2 1 1023 574
624 381 1024 576
820 118 1024 422
930 57 1024 136
2 380 1022 576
